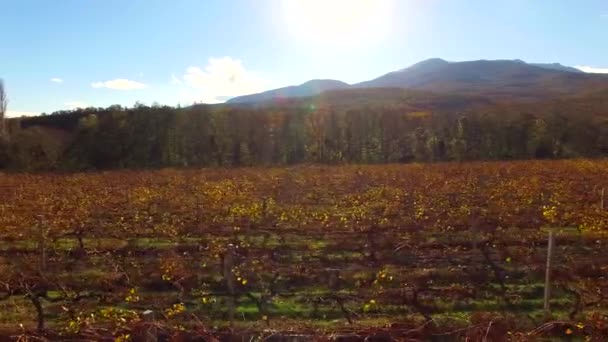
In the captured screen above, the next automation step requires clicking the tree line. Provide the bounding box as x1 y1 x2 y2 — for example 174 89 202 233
0 92 607 171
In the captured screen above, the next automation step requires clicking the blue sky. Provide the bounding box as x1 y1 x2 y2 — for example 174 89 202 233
2 0 607 116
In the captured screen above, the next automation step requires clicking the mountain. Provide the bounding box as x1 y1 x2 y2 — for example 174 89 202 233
356 59 541 88
227 79 349 104
353 59 608 100
228 59 608 104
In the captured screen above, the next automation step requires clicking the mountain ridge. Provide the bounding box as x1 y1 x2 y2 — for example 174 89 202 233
226 79 349 104
228 58 605 104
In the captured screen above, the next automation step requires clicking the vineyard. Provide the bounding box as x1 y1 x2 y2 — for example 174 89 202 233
1 160 608 340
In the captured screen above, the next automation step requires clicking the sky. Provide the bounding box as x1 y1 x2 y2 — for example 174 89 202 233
2 0 608 116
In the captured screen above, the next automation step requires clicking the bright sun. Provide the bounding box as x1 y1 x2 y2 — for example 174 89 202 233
281 0 393 47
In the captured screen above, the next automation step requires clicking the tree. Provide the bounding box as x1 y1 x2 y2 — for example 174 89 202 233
0 79 7 138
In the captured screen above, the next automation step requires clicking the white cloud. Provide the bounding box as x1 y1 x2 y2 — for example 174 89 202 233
50 78 63 84
64 101 89 110
6 110 39 118
91 79 148 90
576 65 608 74
173 57 272 103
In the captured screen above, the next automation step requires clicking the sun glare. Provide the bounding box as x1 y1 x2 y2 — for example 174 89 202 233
281 0 393 47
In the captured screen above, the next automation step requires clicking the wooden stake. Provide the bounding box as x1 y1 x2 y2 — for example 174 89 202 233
37 215 46 273
223 244 236 328
142 310 157 342
543 230 555 319
601 188 605 210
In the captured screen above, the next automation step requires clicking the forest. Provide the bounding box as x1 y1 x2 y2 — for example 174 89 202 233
2 88 608 171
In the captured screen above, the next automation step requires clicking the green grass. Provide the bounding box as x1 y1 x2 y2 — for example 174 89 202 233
0 231 603 335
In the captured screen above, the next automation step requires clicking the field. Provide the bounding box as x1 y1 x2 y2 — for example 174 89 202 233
1 160 608 340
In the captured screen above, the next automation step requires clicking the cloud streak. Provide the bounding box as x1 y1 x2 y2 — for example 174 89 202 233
172 57 272 103
50 78 63 83
91 79 148 90
576 65 608 73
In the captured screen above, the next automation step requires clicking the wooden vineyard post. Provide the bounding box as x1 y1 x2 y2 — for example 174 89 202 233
601 187 605 210
223 244 236 328
543 230 555 319
36 215 47 273
142 310 157 342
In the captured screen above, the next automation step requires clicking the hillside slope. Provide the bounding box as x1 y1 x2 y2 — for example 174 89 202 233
229 59 608 103
226 79 349 104
355 59 608 99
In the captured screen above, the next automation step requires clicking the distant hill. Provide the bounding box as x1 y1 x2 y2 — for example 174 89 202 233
228 58 608 104
226 79 349 104
354 59 607 100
